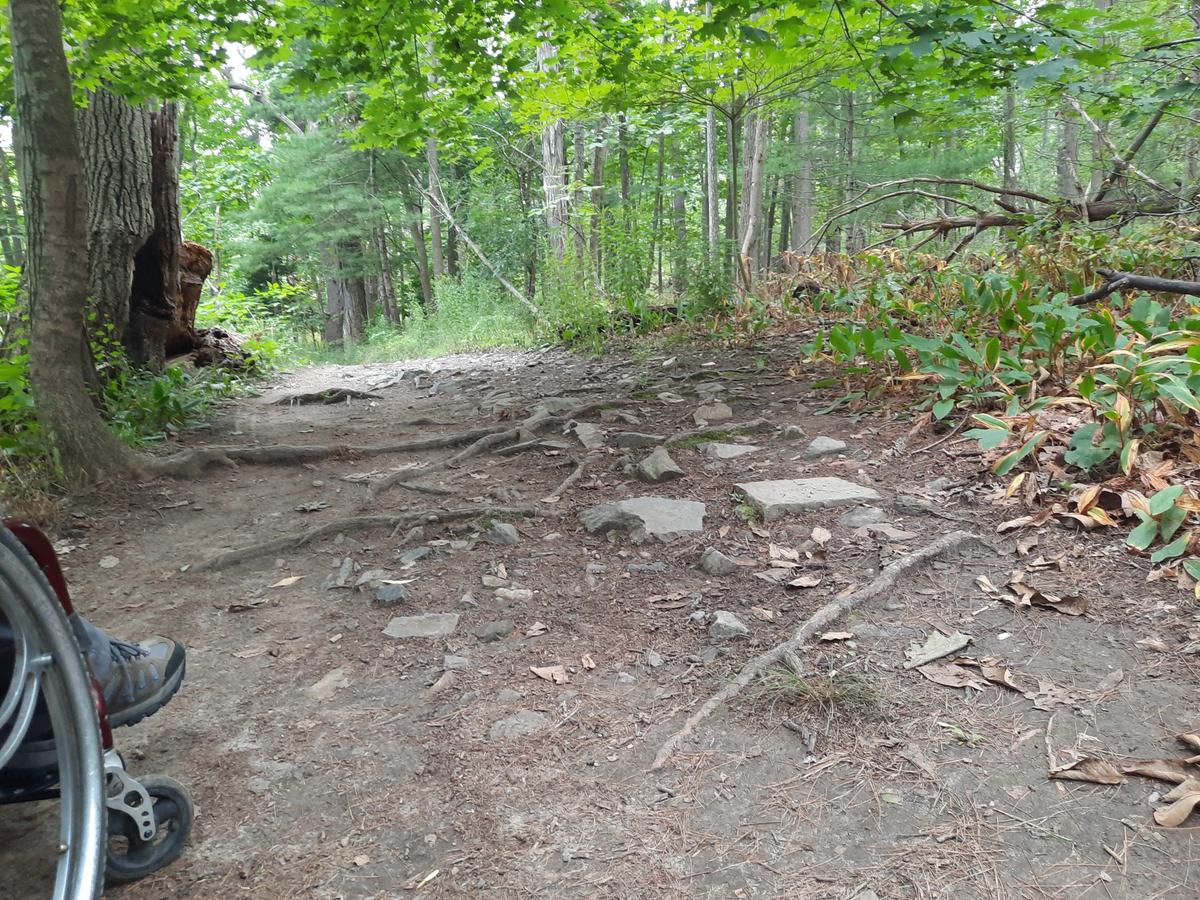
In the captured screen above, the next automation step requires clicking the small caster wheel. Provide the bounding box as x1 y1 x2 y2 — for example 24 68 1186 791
105 774 194 885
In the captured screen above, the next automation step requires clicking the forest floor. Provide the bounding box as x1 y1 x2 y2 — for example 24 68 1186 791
2 338 1199 899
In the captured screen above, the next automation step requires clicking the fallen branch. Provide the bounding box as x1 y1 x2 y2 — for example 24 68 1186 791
272 388 382 405
1070 268 1200 304
192 505 541 571
544 458 588 502
649 530 981 771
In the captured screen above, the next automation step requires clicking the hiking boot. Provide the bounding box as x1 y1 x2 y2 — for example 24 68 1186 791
77 618 186 728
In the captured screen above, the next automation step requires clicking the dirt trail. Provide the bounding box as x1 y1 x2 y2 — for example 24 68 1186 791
3 342 1198 899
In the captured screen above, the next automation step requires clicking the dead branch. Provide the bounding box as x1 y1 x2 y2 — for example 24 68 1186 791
544 458 588 502
272 388 382 405
1070 268 1200 305
649 531 981 771
1089 100 1170 203
193 505 541 571
1066 97 1174 200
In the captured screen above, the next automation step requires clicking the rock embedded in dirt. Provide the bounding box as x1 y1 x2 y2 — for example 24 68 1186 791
489 710 551 741
496 689 523 703
304 667 350 701
709 611 749 639
485 522 521 546
616 672 637 684
443 655 471 670
699 547 740 576
646 649 664 668
374 583 411 605
693 401 733 425
481 574 508 588
397 546 431 566
628 561 666 574
635 447 685 484
702 442 761 460
737 477 882 521
573 422 607 450
838 506 890 528
579 497 707 543
495 587 533 602
782 425 806 441
532 397 580 415
383 613 460 639
803 436 848 458
687 610 707 623
473 620 515 642
613 431 666 449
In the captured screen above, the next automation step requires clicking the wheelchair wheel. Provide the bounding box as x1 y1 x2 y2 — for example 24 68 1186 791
104 774 193 885
0 526 106 900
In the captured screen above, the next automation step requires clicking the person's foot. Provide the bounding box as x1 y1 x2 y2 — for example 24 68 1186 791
99 636 187 729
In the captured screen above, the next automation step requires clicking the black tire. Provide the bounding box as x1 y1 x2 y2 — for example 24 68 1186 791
104 774 193 886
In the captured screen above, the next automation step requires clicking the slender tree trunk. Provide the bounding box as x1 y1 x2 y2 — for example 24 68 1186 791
321 244 346 346
650 133 665 293
791 109 813 254
1057 106 1081 200
705 104 719 251
537 44 569 262
373 225 399 323
571 124 587 269
725 103 740 267
400 180 433 308
0 144 22 266
738 111 769 285
9 0 138 483
212 203 221 284
672 175 687 293
426 137 445 278
1002 88 1019 192
590 123 607 283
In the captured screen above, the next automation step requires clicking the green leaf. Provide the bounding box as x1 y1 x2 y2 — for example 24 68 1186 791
932 398 954 420
1183 559 1200 580
964 427 1009 450
1159 505 1189 543
1150 533 1190 564
1127 519 1159 551
1148 485 1185 517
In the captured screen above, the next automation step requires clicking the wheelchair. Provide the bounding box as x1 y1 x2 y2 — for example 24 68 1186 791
1 519 194 898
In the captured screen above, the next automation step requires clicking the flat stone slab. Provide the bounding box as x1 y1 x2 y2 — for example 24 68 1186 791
579 497 706 542
736 477 881 521
383 613 459 638
702 442 761 460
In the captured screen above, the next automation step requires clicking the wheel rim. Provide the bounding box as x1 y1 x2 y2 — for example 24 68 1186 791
1 530 106 900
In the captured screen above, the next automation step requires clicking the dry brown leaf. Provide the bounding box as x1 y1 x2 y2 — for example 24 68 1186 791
769 543 800 562
232 645 270 659
1006 574 1089 616
976 574 1000 593
811 526 832 545
1075 484 1103 513
750 606 776 621
1179 733 1200 752
581 654 596 670
525 621 549 637
1165 777 1200 800
1056 511 1102 531
271 575 305 588
1016 535 1039 557
866 523 919 540
1153 791 1200 827
1049 756 1125 785
530 664 569 685
916 663 987 691
1121 760 1200 785
820 631 853 642
1135 637 1171 653
953 656 1024 692
786 574 822 589
750 523 770 538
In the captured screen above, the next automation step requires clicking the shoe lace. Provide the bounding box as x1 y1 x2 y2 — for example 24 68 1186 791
109 639 148 665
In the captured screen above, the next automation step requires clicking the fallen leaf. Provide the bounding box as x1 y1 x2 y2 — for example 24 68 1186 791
1006 574 1089 616
811 526 832 545
975 574 1000 593
904 630 973 669
769 543 800 562
525 621 549 637
1153 791 1200 827
1179 734 1200 752
530 664 570 685
1165 777 1200 800
1135 637 1170 653
865 523 919 541
750 606 775 621
786 574 822 589
353 855 370 867
749 523 771 538
917 663 987 691
1121 760 1200 784
1049 756 1125 785
1016 535 1039 557
581 654 596 670
820 631 854 642
271 575 306 588
953 656 1025 692
225 598 269 612
98 555 119 569
1024 679 1080 711
294 500 330 513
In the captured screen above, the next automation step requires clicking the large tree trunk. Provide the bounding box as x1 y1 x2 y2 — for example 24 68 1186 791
790 109 813 254
9 0 138 483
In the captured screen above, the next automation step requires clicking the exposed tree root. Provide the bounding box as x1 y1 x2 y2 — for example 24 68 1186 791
649 530 981 771
543 458 588 502
272 388 382 405
666 418 772 447
192 505 542 571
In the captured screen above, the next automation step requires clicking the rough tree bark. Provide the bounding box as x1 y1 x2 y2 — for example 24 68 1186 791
791 109 813 254
537 43 570 261
8 0 142 482
0 144 23 266
738 110 769 285
589 121 607 281
426 137 445 278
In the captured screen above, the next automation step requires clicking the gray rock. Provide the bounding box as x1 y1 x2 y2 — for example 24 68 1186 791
701 647 720 665
383 613 459 639
443 655 471 670
532 397 579 414
613 431 666 449
699 547 740 577
375 582 411 605
693 401 733 425
702 442 761 460
709 610 749 639
737 477 882 521
496 689 524 703
628 561 666 574
635 447 685 484
489 710 551 741
326 556 355 589
838 506 890 528
573 422 607 450
485 522 521 546
473 620 515 642
354 568 389 589
495 587 533 603
481 574 508 588
646 649 664 668
247 776 272 796
397 546 432 566
579 497 706 543
782 425 806 441
803 436 848 459
687 611 707 623
460 593 478 607
616 672 637 684
926 476 953 492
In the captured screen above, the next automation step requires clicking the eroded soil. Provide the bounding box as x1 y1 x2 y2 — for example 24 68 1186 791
3 340 1199 899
